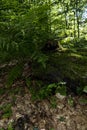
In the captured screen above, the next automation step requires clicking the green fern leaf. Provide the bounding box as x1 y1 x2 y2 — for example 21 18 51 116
6 64 23 87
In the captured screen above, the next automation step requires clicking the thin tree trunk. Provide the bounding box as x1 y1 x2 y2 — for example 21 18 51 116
74 11 76 38
48 0 52 35
75 0 80 38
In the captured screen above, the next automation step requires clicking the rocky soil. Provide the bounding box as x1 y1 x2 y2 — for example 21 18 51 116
0 87 87 130
0 62 87 130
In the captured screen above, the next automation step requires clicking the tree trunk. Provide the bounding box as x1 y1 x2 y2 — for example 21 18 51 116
74 11 76 38
75 0 80 38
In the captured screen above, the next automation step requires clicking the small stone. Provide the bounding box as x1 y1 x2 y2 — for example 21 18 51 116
56 93 66 100
57 104 64 109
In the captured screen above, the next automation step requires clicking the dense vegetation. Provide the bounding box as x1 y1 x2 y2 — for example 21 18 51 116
0 0 87 99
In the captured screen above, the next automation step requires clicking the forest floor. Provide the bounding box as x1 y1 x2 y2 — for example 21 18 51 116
0 62 87 130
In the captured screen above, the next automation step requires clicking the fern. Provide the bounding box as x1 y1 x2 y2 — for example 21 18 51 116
6 64 23 87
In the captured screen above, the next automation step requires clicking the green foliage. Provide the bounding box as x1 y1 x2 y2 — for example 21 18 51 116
7 123 13 130
26 78 31 88
32 52 48 69
46 82 66 96
74 37 87 49
83 86 87 93
0 88 5 95
57 82 66 96
77 86 84 95
0 0 52 66
68 96 74 107
0 0 87 98
6 64 23 87
50 97 57 108
30 85 48 100
59 116 66 122
26 78 66 100
0 104 12 119
79 97 87 105
0 123 14 130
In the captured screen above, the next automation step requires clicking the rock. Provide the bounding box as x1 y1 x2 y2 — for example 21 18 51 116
56 93 66 100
